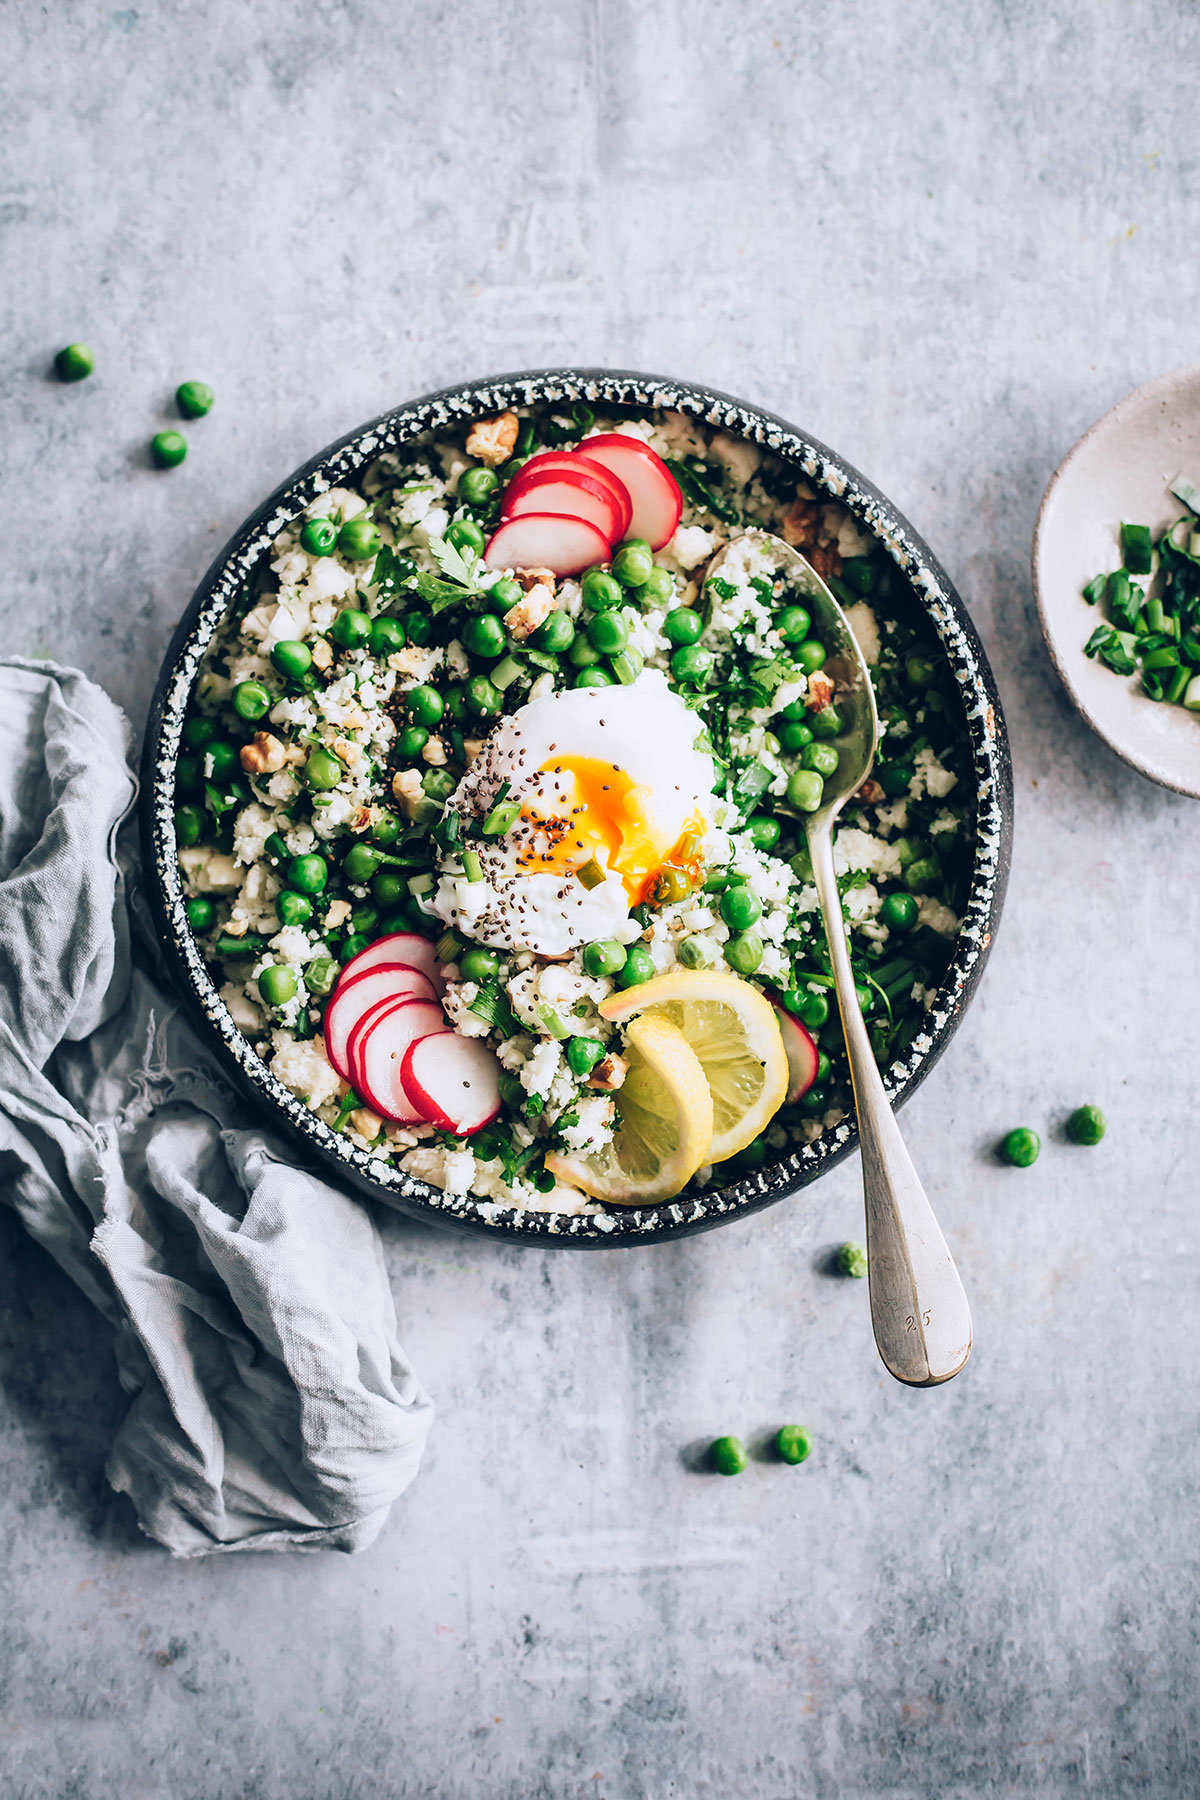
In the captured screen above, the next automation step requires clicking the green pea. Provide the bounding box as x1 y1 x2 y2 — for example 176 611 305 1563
54 342 94 381
815 1050 832 1085
795 639 827 675
231 679 271 723
709 1436 746 1477
655 866 690 905
727 1135 768 1172
422 767 456 802
300 516 338 555
795 988 829 1029
338 518 380 561
720 885 762 931
305 746 342 791
810 704 843 740
369 616 406 657
566 1036 606 1078
776 1425 813 1464
879 764 913 797
801 742 839 777
343 842 384 884
903 856 939 894
797 1084 828 1116
786 770 824 812
842 557 878 595
443 685 468 723
462 613 507 659
670 645 713 685
276 889 313 927
663 607 703 646
446 517 486 555
287 853 328 894
397 725 429 760
151 431 187 468
583 939 627 978
723 930 764 974
676 935 718 969
778 698 807 723
619 945 656 987
906 653 935 689
841 1238 867 1281
176 380 214 418
486 576 523 613
331 608 371 651
339 932 371 964
306 956 338 997
612 540 654 588
352 903 379 936
371 869 408 908
184 896 215 932
581 567 624 612
745 814 780 852
459 466 498 506
779 720 814 752
465 674 502 717
203 741 239 781
176 753 201 793
1067 1104 1106 1146
182 715 216 749
575 667 614 688
1000 1127 1040 1168
257 964 298 1007
533 610 574 653
880 892 918 931
400 610 432 646
776 604 811 643
408 685 444 728
587 609 629 655
569 637 602 669
460 946 500 983
271 639 312 681
632 566 675 607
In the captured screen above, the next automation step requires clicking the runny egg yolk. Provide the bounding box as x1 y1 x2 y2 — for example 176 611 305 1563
516 755 703 906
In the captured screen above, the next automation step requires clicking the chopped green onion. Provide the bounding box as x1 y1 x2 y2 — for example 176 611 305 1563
1121 522 1153 574
576 856 605 890
1186 677 1200 712
1169 474 1200 513
536 1005 570 1040
436 929 464 965
215 932 266 958
482 799 521 836
407 873 434 896
609 650 642 685
1081 574 1107 605
463 849 484 883
491 655 524 690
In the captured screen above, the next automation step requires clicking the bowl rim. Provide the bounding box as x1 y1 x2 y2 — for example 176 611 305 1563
1031 361 1200 800
140 366 1013 1248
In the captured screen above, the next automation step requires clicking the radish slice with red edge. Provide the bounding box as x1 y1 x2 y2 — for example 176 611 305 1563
769 997 820 1103
323 963 436 1080
505 452 632 538
335 932 441 994
484 513 611 577
501 470 622 543
401 1032 502 1136
576 434 682 550
353 998 449 1122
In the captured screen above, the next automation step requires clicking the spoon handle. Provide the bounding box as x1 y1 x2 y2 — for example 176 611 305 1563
806 818 972 1387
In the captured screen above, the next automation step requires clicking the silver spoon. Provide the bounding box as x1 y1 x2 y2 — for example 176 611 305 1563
706 529 972 1387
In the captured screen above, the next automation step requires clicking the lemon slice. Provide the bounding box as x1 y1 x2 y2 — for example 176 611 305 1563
600 969 788 1162
544 1011 713 1204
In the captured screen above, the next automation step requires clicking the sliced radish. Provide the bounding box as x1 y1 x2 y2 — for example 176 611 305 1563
576 434 683 550
502 470 622 542
506 452 632 537
483 513 611 577
353 999 449 1122
336 932 441 994
323 963 437 1081
770 998 820 1104
401 1032 502 1136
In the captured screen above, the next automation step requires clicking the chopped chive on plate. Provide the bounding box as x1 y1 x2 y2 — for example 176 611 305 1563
1033 364 1200 798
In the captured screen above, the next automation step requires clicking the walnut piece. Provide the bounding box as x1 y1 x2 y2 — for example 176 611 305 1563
323 899 352 931
392 767 426 819
780 497 819 549
311 637 333 672
587 1053 628 1092
465 411 520 468
421 736 448 767
808 543 843 580
854 778 885 804
513 566 556 593
805 669 835 713
504 582 557 640
349 1106 384 1141
240 731 287 774
221 915 249 938
332 736 361 767
349 805 374 834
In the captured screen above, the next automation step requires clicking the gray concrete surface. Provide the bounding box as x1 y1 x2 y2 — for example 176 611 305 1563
2 2 1199 1795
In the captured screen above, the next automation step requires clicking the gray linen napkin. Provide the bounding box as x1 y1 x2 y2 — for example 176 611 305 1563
0 659 433 1555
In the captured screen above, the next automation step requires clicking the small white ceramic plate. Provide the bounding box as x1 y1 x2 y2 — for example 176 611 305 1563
1033 364 1200 797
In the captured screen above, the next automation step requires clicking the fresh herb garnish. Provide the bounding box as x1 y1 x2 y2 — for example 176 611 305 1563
665 457 741 525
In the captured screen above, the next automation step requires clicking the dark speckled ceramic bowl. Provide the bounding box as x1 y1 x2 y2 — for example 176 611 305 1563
141 369 1012 1248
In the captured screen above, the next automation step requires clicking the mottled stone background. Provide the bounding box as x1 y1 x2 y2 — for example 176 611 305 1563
2 3 1199 1796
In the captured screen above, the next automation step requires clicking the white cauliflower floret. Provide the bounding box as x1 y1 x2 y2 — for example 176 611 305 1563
918 896 960 938
305 557 356 603
270 1032 343 1110
844 602 881 666
834 827 903 883
669 525 718 570
708 432 761 488
179 849 240 893
521 1038 563 1095
233 802 284 867
910 746 958 800
557 1095 616 1154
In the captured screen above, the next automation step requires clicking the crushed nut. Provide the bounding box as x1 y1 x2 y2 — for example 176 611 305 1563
349 805 374 834
513 566 556 593
221 915 249 938
463 737 487 763
283 740 308 767
465 411 520 468
389 646 435 678
239 731 287 775
780 497 819 549
808 543 843 580
504 582 557 640
332 736 361 766
349 1106 384 1141
339 704 367 731
392 767 426 818
421 736 448 767
854 778 885 804
311 637 333 672
805 669 835 713
587 1053 628 1092
324 899 352 931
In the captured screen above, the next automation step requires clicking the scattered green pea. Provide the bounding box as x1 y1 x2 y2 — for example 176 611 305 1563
459 946 500 984
836 1241 867 1278
663 607 703 646
232 679 271 722
612 539 654 588
880 892 918 931
671 645 713 685
459 466 498 506
786 769 824 812
331 608 371 651
575 667 614 688
446 517 486 555
55 342 94 382
305 957 339 997
1000 1127 1040 1168
618 944 656 987
462 613 507 659
810 704 843 740
776 604 811 643
724 930 764 974
720 884 762 931
398 724 429 760
276 889 313 928
588 609 629 656
176 380 214 418
533 610 574 653
369 616 406 657
775 1425 813 1464
287 853 328 894
271 639 312 682
151 430 187 469
1067 1105 1106 1146
581 567 624 612
677 935 718 969
709 1436 747 1477
305 746 342 791
182 716 216 749
408 685 444 728
778 719 814 753
801 741 839 778
794 639 826 675
466 674 502 717
632 567 675 606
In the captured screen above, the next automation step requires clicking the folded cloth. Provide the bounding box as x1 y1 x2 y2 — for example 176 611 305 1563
0 660 433 1555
